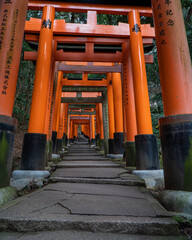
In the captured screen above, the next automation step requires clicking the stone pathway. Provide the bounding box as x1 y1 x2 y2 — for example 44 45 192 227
0 143 185 239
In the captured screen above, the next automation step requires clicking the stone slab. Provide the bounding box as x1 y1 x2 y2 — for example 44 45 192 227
107 154 124 159
57 161 120 168
0 231 186 240
12 170 50 179
132 170 164 179
44 182 145 199
0 183 178 235
52 154 61 159
0 183 169 217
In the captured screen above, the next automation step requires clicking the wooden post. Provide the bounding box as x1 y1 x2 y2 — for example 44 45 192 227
112 72 124 154
102 90 109 155
0 0 29 188
107 74 115 154
152 0 192 190
129 10 159 170
21 6 55 170
122 41 137 166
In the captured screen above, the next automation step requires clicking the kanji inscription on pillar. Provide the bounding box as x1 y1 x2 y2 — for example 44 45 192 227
42 19 52 29
0 0 29 116
154 0 175 46
132 24 141 33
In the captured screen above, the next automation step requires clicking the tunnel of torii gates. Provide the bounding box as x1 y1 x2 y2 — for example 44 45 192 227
0 0 192 192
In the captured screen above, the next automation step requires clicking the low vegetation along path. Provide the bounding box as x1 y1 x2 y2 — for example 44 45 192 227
0 143 183 239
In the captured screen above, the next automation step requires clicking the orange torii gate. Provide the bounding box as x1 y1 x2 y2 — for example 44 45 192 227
23 9 156 158
0 0 191 192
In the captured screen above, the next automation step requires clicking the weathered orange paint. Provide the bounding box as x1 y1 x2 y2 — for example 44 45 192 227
52 71 63 132
44 40 57 140
98 103 104 140
24 50 153 64
122 41 137 141
57 93 65 139
107 74 115 139
152 0 192 116
0 0 29 117
28 6 55 133
129 10 153 135
28 1 153 17
62 78 107 87
63 103 68 134
69 120 73 139
25 17 155 38
96 104 100 136
112 72 124 133
91 115 96 140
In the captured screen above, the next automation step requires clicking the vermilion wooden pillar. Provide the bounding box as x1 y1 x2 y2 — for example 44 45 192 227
69 120 73 143
44 40 57 162
21 6 55 170
0 0 29 187
52 71 63 153
112 72 124 154
107 75 115 154
95 104 101 147
152 0 192 190
122 42 137 166
63 103 68 147
91 114 96 145
98 103 104 151
129 10 159 170
56 93 65 153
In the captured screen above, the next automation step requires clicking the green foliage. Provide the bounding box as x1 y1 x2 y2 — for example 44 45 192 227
13 41 35 127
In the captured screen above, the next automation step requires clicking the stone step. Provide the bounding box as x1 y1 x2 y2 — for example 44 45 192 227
50 177 145 186
57 161 120 168
66 153 103 156
63 156 108 161
0 183 178 236
52 167 130 178
67 150 97 153
0 231 184 240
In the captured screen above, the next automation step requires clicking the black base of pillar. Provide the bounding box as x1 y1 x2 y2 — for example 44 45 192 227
69 139 73 144
21 133 47 170
52 131 57 154
0 115 17 188
124 141 136 167
99 139 105 151
160 114 192 191
114 132 124 154
135 134 159 170
56 139 63 152
96 134 100 146
62 133 67 146
108 139 115 154
48 140 53 161
90 138 96 145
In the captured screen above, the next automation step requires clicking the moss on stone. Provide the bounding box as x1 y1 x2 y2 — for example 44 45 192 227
0 186 17 206
0 132 9 187
184 138 192 191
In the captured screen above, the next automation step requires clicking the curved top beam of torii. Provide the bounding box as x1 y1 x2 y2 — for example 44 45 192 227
28 1 152 16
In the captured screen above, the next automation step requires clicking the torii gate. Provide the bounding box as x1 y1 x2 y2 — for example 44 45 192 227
22 8 156 159
0 0 191 192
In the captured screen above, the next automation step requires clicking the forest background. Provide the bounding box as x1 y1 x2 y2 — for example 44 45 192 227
12 0 192 159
